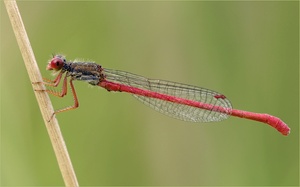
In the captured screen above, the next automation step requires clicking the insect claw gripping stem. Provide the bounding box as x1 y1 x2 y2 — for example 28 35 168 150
32 80 46 91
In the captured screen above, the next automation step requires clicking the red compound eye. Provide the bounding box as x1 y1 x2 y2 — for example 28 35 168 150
46 56 65 71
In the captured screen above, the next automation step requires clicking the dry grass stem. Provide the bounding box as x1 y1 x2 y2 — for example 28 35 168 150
4 0 79 186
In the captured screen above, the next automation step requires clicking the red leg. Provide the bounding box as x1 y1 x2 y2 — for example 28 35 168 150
45 74 68 97
49 78 79 121
43 71 64 87
34 72 67 97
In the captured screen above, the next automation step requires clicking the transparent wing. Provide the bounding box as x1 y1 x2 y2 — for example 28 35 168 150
103 68 232 122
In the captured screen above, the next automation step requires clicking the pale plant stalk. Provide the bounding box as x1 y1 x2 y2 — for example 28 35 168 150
4 0 79 186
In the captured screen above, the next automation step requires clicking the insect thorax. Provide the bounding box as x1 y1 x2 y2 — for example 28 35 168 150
64 62 103 85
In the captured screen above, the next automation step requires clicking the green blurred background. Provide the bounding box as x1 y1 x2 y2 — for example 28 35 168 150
1 1 298 186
